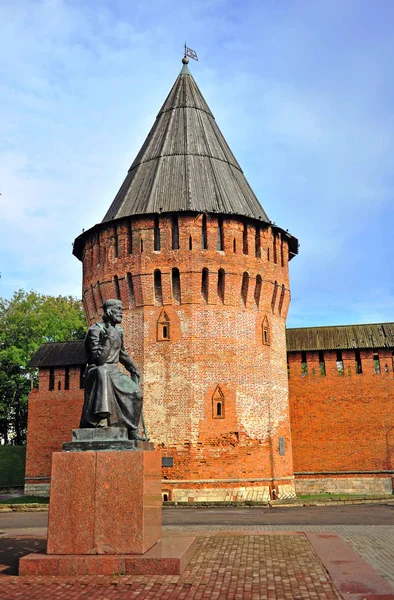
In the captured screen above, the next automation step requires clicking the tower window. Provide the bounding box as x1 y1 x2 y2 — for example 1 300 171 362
114 275 121 300
233 238 236 253
172 216 179 250
202 215 208 249
301 351 308 376
154 270 163 305
241 272 249 307
254 275 262 308
319 351 326 376
373 353 381 374
212 386 225 419
49 367 55 391
243 223 248 255
97 281 104 306
79 365 85 389
202 268 209 302
65 367 70 390
157 310 170 342
91 284 97 313
355 349 362 374
255 228 261 258
217 218 224 251
95 232 101 266
154 216 161 251
278 284 285 315
189 235 192 250
280 240 284 267
336 350 344 375
273 233 277 264
127 220 133 254
140 239 144 253
113 226 119 258
171 268 181 304
218 269 225 303
127 272 135 306
262 316 270 345
271 281 278 312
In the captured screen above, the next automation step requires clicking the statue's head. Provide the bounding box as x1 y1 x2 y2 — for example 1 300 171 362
102 299 123 325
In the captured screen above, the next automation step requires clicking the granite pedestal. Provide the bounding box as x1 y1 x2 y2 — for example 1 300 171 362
19 428 196 576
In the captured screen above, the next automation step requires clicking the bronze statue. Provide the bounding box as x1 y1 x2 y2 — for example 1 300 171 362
80 299 146 441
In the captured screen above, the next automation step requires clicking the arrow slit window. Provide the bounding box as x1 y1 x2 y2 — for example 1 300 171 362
157 310 171 342
262 316 270 345
212 386 225 419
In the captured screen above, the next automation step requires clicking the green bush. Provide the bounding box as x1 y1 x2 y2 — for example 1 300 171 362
0 445 26 487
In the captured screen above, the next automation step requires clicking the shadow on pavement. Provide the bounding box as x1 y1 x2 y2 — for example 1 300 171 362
0 536 46 575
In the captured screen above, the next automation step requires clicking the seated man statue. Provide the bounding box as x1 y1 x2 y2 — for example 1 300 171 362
80 299 146 441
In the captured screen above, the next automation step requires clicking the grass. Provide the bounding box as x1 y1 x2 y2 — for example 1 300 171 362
0 495 49 505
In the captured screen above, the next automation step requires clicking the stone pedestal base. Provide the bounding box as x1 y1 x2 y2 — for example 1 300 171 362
19 433 197 577
46 449 161 555
19 537 197 576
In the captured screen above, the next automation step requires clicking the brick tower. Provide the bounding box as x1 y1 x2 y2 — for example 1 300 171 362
73 58 298 501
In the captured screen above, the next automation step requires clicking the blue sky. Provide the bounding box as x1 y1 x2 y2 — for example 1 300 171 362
1 0 393 328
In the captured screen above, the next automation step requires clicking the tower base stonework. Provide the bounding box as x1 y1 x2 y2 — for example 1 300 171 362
19 430 196 576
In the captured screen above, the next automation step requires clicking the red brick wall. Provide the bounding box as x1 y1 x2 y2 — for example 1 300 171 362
25 367 83 483
288 349 394 477
81 213 294 494
25 213 295 497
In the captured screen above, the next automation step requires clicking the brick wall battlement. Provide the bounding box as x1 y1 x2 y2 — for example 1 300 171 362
288 348 394 477
25 212 295 498
80 214 291 323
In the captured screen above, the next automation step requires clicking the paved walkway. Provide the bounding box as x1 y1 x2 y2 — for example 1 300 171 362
1 532 341 599
163 524 394 589
1 524 394 599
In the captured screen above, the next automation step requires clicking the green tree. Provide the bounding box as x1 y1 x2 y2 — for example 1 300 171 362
0 290 86 445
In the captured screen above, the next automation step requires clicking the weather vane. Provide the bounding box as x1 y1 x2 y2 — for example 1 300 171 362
183 43 198 61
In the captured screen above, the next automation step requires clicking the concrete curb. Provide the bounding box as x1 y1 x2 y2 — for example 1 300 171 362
164 496 394 508
2 497 393 512
0 503 49 512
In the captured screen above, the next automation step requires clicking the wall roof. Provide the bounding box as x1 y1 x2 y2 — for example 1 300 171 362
286 322 394 352
28 322 394 368
27 341 86 367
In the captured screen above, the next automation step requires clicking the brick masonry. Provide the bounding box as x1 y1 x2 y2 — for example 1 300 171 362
25 214 394 498
288 348 394 494
25 213 295 500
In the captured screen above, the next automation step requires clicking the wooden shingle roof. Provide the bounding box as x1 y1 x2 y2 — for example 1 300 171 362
28 322 394 367
27 341 86 368
73 62 299 261
102 63 271 223
286 323 394 352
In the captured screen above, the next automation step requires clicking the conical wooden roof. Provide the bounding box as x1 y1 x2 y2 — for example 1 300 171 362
102 63 270 223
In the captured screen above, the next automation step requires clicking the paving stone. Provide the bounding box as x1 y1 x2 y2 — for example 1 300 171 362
2 523 394 599
1 533 342 599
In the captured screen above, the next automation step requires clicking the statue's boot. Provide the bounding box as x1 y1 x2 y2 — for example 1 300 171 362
95 412 109 427
128 430 149 442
